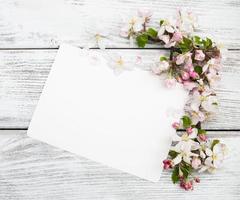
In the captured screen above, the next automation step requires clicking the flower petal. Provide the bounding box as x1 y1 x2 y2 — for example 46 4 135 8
173 154 182 165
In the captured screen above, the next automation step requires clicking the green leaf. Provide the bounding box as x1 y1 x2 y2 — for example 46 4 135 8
136 34 148 48
183 37 192 46
169 150 178 159
160 56 168 61
171 167 180 184
160 20 164 26
198 129 207 135
193 36 202 45
181 167 189 179
203 37 213 49
179 37 193 53
211 139 220 150
182 115 192 128
180 164 192 179
194 66 203 75
147 28 158 38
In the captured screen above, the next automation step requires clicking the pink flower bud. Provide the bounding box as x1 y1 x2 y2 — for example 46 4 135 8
165 78 176 88
181 71 190 80
184 181 194 190
198 134 207 142
195 50 205 61
194 177 200 183
186 127 193 134
172 122 180 129
180 180 194 191
191 157 201 169
189 71 199 79
163 159 173 170
172 31 183 42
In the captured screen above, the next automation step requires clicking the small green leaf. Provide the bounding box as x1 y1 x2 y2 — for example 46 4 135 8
179 37 193 53
147 28 158 38
180 164 192 179
169 150 178 159
171 167 180 184
182 115 192 128
183 37 192 46
203 37 213 49
160 20 164 26
198 129 207 135
193 36 202 45
194 66 203 75
160 56 168 61
136 34 148 48
211 139 220 150
181 167 189 179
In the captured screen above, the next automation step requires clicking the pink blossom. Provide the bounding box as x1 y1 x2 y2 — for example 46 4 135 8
163 159 173 170
183 81 198 91
184 58 193 70
191 157 201 169
172 122 180 129
195 50 205 61
182 71 190 80
172 31 183 42
189 71 199 79
165 78 176 88
176 54 185 65
159 35 170 44
138 9 153 19
198 134 207 142
186 127 193 134
135 55 142 65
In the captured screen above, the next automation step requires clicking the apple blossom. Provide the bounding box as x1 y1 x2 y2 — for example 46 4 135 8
172 122 180 129
189 70 199 79
181 71 190 80
171 143 198 165
194 50 205 61
186 127 193 134
165 78 176 88
172 31 183 42
191 157 201 169
176 9 198 34
199 143 227 173
120 16 143 38
137 9 152 22
183 81 198 91
176 53 193 69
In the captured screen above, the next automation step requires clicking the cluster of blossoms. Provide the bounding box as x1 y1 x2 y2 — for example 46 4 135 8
120 9 227 190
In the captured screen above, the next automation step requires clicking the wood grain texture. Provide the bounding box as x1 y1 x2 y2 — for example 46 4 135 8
0 0 239 48
0 49 239 129
0 130 239 200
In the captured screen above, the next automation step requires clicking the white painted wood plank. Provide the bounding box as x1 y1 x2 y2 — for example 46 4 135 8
0 49 239 129
0 0 239 48
0 130 239 200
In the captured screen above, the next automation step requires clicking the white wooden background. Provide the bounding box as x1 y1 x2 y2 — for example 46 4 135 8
0 0 240 199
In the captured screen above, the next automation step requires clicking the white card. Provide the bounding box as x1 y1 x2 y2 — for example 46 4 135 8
28 44 188 182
